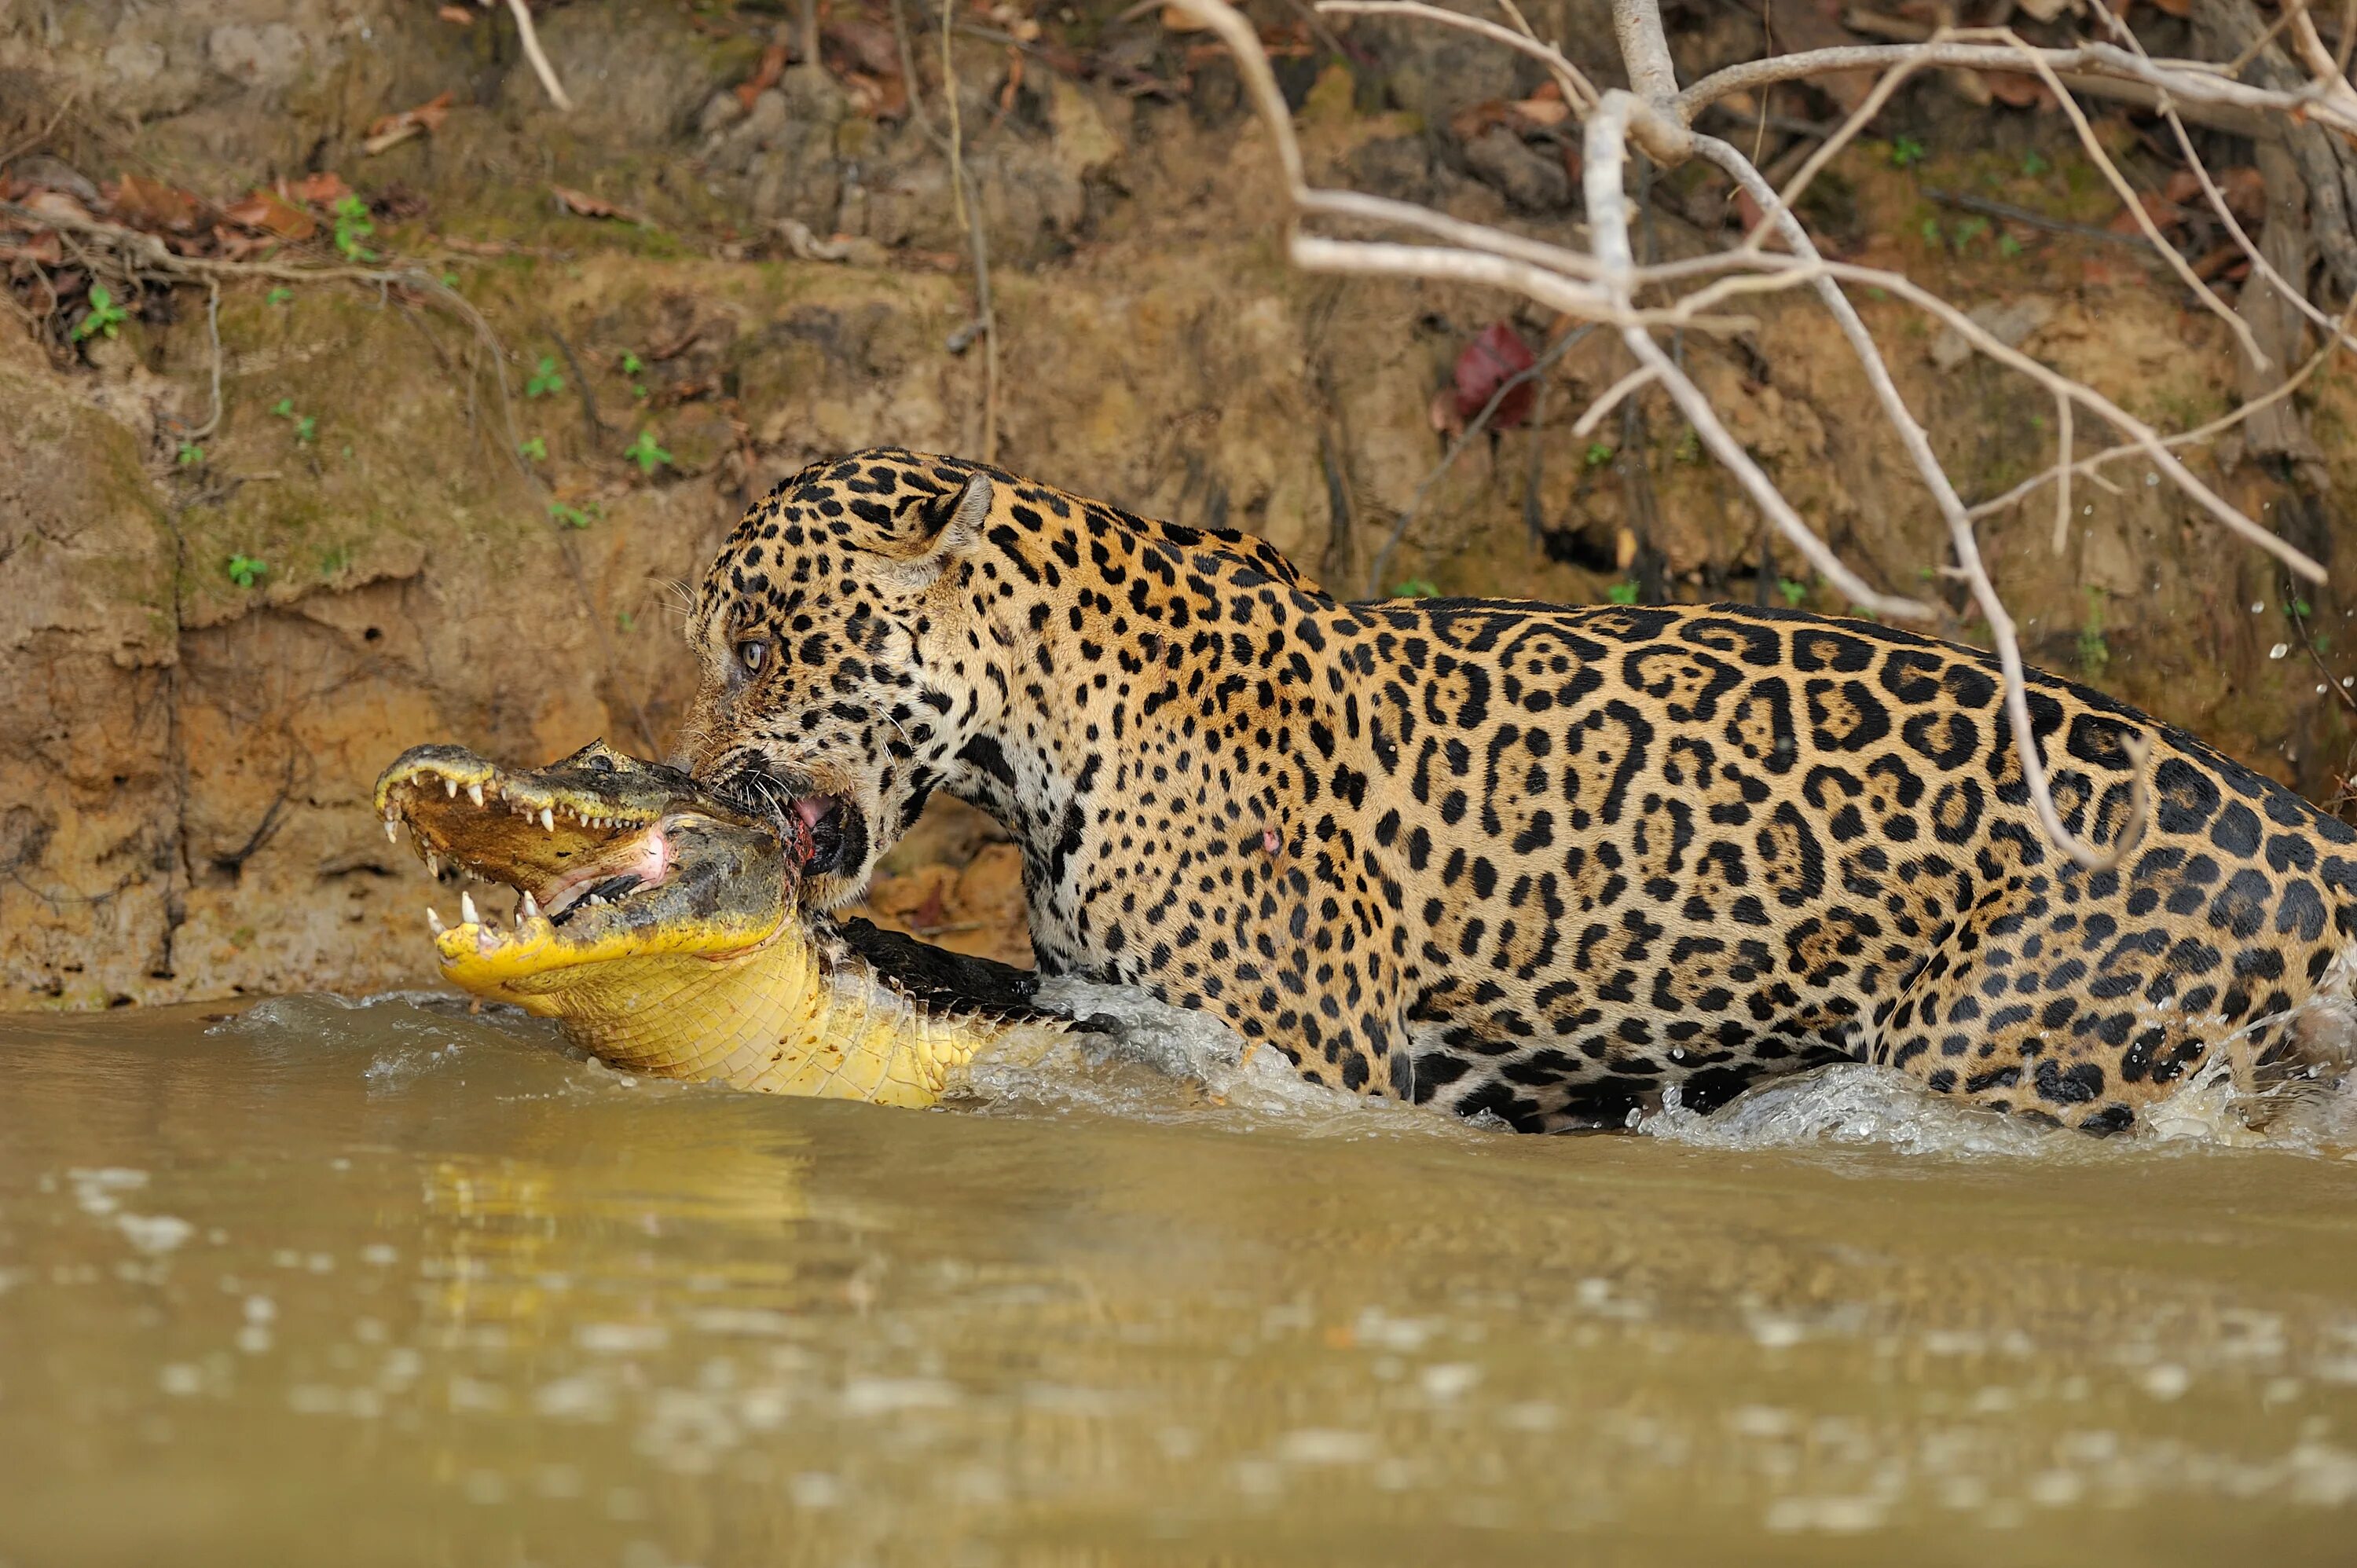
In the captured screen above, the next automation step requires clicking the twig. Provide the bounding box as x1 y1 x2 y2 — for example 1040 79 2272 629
539 316 605 445
1363 326 1593 596
1314 0 1599 112
1697 130 2150 867
0 86 80 170
892 0 1000 463
187 280 224 441
504 0 576 112
1922 187 2161 248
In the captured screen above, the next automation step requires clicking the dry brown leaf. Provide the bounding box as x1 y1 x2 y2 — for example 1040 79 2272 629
1507 94 1570 127
824 19 904 78
223 189 318 239
107 174 202 233
999 49 1025 115
1982 71 2052 108
20 189 93 225
2219 164 2267 222
552 185 652 224
738 42 788 108
436 5 475 21
286 171 354 206
365 90 456 156
841 70 909 121
0 230 64 266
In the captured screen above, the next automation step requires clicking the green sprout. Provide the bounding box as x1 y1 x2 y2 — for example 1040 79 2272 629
267 286 294 306
1584 441 1614 469
1998 233 2023 260
75 284 126 341
1605 581 1640 606
623 428 673 474
225 555 269 588
272 397 315 444
1778 577 1808 607
1392 578 1440 599
620 351 644 376
632 383 649 401
1672 428 1702 465
548 500 599 529
519 436 548 462
1919 216 1944 247
2291 596 2315 620
1952 215 1990 249
331 195 377 262
177 441 204 467
1890 135 1927 169
2022 149 2052 178
524 356 566 399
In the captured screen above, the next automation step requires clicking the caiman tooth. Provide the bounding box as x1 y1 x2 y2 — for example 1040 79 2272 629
425 850 441 879
427 907 445 933
460 891 479 925
468 782 485 807
521 891 539 919
384 819 399 844
445 778 457 798
541 808 555 832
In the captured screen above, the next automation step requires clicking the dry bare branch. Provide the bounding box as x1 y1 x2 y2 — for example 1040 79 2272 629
502 0 575 112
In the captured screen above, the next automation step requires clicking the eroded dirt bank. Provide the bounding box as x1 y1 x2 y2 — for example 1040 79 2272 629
8 0 2357 1006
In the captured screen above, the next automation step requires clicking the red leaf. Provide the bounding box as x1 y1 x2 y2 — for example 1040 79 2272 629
223 189 317 240
286 171 353 207
1453 321 1538 428
106 173 202 233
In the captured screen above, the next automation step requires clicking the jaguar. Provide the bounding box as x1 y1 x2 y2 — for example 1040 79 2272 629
674 446 2357 1133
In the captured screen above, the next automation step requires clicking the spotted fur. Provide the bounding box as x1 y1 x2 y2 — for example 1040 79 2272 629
677 447 2357 1132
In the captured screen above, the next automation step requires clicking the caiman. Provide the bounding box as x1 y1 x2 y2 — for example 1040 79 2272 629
372 741 1089 1107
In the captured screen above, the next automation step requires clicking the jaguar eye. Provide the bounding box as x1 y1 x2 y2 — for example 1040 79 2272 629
735 639 769 675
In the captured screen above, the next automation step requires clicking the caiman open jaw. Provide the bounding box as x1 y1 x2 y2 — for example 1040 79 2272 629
371 740 805 999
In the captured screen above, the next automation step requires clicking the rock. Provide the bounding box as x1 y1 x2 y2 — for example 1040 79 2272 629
1930 298 2055 372
205 24 306 91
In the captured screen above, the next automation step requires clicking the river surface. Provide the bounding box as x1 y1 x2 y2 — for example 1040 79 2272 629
4 994 2357 1566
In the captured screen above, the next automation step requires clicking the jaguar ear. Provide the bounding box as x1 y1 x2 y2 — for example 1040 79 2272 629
884 473 991 587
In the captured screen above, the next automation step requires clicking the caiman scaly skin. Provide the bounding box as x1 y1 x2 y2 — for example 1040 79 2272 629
372 741 1065 1108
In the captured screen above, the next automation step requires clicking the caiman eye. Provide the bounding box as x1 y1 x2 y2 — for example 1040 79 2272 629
735 639 769 676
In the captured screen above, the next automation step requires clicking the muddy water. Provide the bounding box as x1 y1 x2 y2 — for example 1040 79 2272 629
4 998 2357 1566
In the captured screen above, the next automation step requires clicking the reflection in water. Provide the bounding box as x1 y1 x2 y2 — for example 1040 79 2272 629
3 994 2357 1566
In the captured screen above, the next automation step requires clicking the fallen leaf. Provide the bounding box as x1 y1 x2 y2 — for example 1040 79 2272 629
841 69 909 121
999 49 1025 115
2219 164 2267 222
1450 101 1516 142
1453 320 1538 428
823 18 904 78
552 184 638 221
106 173 202 232
1507 93 1571 127
1982 70 2051 108
1428 386 1465 438
0 230 64 266
20 189 93 225
286 171 353 206
364 90 455 156
222 189 318 239
737 41 788 108
437 5 475 21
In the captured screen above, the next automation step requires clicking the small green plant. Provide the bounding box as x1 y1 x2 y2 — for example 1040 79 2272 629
1583 441 1614 469
266 286 294 306
331 195 377 262
1672 428 1701 464
1952 215 1990 250
1778 578 1807 607
225 555 269 588
548 500 600 529
1890 135 1927 169
524 357 566 399
440 272 460 288
1919 216 1944 248
1391 578 1440 599
518 436 548 462
1605 581 1640 606
1998 233 2023 261
1864 286 1889 302
2290 596 2315 621
271 397 316 444
632 382 649 401
623 428 673 474
620 350 644 376
176 441 204 467
2077 586 2110 675
75 284 126 341
2022 149 2052 178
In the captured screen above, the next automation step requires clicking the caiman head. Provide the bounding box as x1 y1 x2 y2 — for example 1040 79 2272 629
372 740 806 1012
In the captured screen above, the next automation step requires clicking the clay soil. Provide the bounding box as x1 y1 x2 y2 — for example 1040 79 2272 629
8 0 2357 1006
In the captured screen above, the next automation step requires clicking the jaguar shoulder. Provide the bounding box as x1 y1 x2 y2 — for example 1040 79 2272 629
676 446 2357 1133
